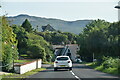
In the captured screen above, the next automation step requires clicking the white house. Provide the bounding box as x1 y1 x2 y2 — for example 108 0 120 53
115 1 120 21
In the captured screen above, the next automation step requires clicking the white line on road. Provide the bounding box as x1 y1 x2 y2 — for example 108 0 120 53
70 71 81 80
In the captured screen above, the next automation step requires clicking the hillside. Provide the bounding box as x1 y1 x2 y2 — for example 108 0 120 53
7 14 92 34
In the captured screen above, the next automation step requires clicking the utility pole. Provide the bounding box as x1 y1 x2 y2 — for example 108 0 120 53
93 53 94 62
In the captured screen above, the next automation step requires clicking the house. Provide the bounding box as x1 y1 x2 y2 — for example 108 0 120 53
42 24 56 32
52 45 65 56
53 44 80 62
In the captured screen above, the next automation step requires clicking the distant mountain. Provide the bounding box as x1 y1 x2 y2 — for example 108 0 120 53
7 14 93 34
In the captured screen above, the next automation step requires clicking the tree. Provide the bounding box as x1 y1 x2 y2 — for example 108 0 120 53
77 19 110 61
52 33 68 45
27 44 46 60
2 16 18 71
63 32 77 44
107 21 120 57
21 19 33 32
27 33 53 62
12 25 28 54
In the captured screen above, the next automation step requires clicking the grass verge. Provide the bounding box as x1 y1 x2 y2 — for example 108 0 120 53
86 62 119 75
1 68 46 79
42 62 53 64
14 59 34 63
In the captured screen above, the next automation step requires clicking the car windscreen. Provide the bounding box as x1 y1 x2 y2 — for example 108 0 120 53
57 57 68 60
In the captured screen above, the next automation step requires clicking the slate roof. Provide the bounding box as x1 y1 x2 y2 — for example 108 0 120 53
42 24 56 32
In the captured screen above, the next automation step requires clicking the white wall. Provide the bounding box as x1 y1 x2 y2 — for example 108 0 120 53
37 59 42 68
14 59 42 74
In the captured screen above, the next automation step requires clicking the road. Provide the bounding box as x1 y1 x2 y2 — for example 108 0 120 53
24 63 119 80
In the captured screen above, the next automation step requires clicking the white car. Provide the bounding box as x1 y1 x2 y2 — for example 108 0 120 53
75 58 82 63
54 56 72 71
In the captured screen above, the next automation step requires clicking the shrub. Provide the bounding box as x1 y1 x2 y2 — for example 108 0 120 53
27 45 46 61
102 56 120 69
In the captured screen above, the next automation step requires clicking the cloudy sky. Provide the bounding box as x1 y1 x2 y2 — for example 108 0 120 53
1 0 119 22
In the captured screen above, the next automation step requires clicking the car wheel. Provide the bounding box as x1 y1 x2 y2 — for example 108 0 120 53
69 67 72 71
54 68 57 71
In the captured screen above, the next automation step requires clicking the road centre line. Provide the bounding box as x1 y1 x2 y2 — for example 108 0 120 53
70 71 81 80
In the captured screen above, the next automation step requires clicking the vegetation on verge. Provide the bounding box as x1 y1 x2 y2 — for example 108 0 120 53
1 16 18 72
1 68 46 79
86 57 120 75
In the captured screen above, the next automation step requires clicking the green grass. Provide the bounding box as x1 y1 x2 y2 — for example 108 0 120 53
2 68 46 79
42 61 53 64
95 65 104 71
20 54 28 57
99 67 118 75
86 62 97 68
14 59 34 63
86 62 119 75
20 54 30 59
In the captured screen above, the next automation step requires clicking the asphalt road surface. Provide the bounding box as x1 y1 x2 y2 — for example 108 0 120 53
25 63 119 80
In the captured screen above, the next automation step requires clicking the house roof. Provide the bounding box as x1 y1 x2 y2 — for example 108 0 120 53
42 24 56 32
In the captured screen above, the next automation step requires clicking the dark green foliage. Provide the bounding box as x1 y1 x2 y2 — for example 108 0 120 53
77 19 119 61
63 32 77 44
35 31 77 45
27 44 45 59
2 45 13 71
107 21 120 57
52 33 68 45
12 25 28 54
12 24 53 62
21 19 33 32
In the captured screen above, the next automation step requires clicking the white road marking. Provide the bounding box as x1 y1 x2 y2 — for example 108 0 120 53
70 71 81 80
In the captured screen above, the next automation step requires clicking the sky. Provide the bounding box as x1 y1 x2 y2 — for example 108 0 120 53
1 0 119 22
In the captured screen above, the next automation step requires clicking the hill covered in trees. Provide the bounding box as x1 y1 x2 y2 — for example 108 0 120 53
7 14 92 34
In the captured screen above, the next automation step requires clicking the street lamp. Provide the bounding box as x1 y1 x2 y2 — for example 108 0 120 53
115 1 120 21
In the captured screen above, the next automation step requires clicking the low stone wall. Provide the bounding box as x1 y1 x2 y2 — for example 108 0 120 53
14 59 42 74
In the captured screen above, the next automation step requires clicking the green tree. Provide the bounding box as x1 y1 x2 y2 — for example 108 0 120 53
63 32 77 44
77 19 110 61
27 33 53 62
52 33 68 45
107 21 120 57
21 19 33 32
12 25 28 54
2 16 18 71
27 44 46 60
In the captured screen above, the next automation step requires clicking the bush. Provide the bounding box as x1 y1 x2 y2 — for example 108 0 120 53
27 45 46 61
2 45 13 71
102 56 120 69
